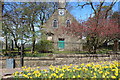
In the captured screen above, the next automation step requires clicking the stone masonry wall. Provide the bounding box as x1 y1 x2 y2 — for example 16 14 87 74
1 54 119 68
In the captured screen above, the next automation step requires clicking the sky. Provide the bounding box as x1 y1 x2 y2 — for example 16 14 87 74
0 37 5 42
3 0 120 2
3 1 119 22
68 2 119 21
67 2 93 21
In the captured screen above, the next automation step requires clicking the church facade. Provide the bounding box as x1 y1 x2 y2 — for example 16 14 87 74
43 1 83 51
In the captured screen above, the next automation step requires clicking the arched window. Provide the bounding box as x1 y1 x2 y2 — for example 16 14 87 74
66 20 70 27
53 19 58 28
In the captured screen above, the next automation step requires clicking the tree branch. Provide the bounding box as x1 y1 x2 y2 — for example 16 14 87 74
105 0 117 19
78 2 90 8
90 2 96 15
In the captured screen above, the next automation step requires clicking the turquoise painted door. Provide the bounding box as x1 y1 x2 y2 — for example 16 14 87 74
58 40 65 49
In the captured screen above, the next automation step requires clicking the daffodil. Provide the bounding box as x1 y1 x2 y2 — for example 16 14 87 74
33 70 40 74
37 66 40 68
59 73 64 78
27 73 31 75
111 76 116 78
102 75 105 78
81 63 84 66
77 75 81 78
22 66 26 69
90 71 93 73
115 73 118 76
99 71 103 74
72 75 75 78
86 63 91 67
93 73 96 76
13 61 119 79
43 69 48 72
23 74 29 78
29 77 32 79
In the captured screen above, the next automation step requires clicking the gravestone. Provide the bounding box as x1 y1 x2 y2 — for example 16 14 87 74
6 58 15 69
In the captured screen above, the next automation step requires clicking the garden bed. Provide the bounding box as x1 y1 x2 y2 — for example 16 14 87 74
12 60 119 79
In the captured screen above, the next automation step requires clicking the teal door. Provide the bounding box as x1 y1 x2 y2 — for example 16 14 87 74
58 40 65 49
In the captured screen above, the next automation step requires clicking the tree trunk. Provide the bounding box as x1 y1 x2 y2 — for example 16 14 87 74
20 43 24 67
31 23 35 54
0 1 2 22
17 43 20 55
5 35 8 51
14 39 20 49
118 42 120 50
113 39 118 51
0 1 3 21
11 40 14 50
93 46 97 54
31 39 35 54
103 41 107 48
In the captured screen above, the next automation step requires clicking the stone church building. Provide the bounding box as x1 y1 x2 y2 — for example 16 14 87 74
43 1 83 51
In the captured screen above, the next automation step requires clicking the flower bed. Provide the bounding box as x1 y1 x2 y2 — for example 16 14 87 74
13 61 119 79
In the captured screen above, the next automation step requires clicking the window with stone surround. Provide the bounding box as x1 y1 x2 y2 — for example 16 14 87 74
66 20 70 27
53 19 58 28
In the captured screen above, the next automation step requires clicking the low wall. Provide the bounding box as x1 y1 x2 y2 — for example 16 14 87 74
1 54 119 68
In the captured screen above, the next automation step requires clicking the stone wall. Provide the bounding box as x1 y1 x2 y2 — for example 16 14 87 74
1 53 119 68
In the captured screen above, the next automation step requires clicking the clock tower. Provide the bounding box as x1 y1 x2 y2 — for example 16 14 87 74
58 0 66 27
58 0 66 16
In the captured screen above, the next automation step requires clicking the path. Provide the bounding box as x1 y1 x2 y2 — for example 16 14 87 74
0 66 50 79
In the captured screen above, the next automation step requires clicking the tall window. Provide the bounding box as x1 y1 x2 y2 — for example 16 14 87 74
66 20 70 27
53 19 58 28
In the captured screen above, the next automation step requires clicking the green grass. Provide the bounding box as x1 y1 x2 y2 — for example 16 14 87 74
1 47 114 57
96 49 113 54
24 53 53 57
23 50 89 57
24 51 74 57
0 49 2 52
54 50 89 54
21 49 113 57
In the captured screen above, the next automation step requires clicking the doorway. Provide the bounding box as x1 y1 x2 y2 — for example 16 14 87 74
58 38 65 49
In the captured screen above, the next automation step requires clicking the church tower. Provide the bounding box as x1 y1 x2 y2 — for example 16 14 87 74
58 0 66 27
